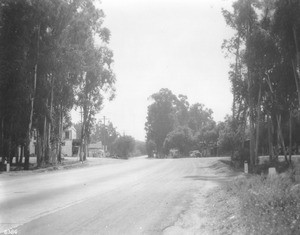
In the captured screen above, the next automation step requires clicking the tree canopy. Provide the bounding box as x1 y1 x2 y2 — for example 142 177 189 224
222 0 300 169
145 88 218 157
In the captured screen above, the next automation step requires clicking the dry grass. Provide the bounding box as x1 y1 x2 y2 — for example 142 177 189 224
206 174 300 235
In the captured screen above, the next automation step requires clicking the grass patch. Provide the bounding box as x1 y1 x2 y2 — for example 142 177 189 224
209 174 300 234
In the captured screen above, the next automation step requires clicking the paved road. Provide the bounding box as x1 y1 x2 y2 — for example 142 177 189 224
0 156 231 235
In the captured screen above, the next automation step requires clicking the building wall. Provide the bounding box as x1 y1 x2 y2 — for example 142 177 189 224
29 137 36 155
62 139 73 157
61 126 77 157
62 127 76 140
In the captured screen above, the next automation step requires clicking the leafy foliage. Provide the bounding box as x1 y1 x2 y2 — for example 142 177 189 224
112 135 135 159
163 126 194 155
145 88 219 157
90 121 119 154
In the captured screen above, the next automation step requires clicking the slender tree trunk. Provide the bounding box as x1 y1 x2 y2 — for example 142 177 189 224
83 141 87 161
292 60 300 107
25 24 40 170
19 145 24 165
47 76 54 164
289 110 292 164
43 114 48 165
80 117 84 162
233 34 241 119
268 114 274 162
292 26 300 110
8 132 12 166
255 84 262 165
36 130 42 167
241 106 247 149
81 103 87 162
0 118 4 164
277 115 288 163
58 104 63 163
248 70 255 169
15 145 19 165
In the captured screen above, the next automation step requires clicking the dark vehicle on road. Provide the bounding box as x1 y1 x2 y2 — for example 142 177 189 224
189 150 202 158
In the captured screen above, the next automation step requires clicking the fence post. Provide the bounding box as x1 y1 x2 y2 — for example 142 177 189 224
295 163 300 183
244 161 248 174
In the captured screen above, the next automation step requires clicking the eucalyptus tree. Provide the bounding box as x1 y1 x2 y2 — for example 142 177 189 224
174 94 190 127
67 1 116 161
271 0 300 162
0 0 115 169
223 0 300 168
222 0 258 167
163 126 194 156
145 88 178 156
145 89 219 157
0 0 41 168
112 135 135 159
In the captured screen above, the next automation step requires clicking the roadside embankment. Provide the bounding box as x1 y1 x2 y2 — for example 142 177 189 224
205 173 300 234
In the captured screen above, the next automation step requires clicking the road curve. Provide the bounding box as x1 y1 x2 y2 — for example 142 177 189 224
0 156 230 235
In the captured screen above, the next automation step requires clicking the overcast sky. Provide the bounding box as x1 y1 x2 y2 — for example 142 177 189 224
72 0 235 141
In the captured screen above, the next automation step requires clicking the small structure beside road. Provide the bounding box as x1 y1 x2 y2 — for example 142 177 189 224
61 126 77 157
88 141 105 157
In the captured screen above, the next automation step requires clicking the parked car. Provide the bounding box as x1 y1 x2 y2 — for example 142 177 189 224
189 150 202 158
169 149 181 158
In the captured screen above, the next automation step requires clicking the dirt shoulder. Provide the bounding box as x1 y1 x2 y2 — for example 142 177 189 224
178 158 300 235
163 158 244 235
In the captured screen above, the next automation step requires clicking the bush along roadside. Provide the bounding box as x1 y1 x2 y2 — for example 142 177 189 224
206 174 300 235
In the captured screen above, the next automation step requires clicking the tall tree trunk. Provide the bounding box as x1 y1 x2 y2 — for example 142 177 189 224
15 144 19 165
292 26 300 109
248 70 255 169
47 75 54 164
255 84 262 165
233 34 241 119
268 114 274 162
8 132 12 165
36 130 42 167
25 24 40 170
43 114 48 165
83 141 87 161
292 59 300 107
79 107 83 162
277 115 288 163
0 118 4 164
80 116 84 162
58 104 63 163
81 103 87 162
19 145 24 165
289 110 292 164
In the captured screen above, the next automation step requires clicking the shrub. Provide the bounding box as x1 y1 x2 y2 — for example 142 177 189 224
231 147 250 169
112 135 135 159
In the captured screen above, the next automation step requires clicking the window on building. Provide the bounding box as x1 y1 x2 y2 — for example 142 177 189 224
65 131 70 140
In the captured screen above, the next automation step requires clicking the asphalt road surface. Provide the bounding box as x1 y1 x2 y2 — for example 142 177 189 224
0 156 232 235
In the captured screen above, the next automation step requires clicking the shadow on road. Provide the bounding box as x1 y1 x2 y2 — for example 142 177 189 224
184 175 235 182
